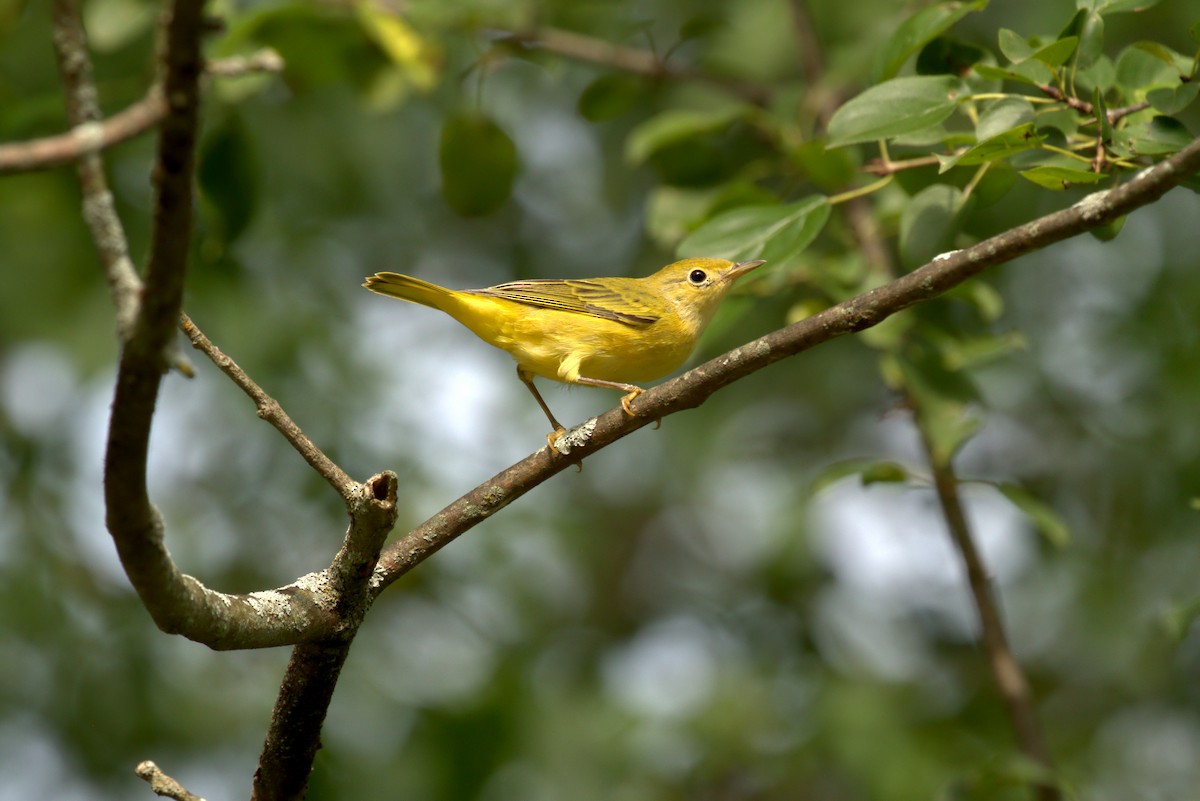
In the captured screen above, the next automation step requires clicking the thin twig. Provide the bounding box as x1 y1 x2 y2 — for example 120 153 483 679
864 153 946 176
1037 84 1151 125
136 761 207 801
498 27 771 105
50 0 142 339
914 403 1059 798
0 50 281 176
180 313 357 497
372 136 1200 594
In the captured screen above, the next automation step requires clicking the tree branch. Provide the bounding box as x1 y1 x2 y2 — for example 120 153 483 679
101 0 211 640
0 50 281 176
52 0 388 654
50 0 142 339
252 471 397 801
180 313 356 497
135 761 206 801
498 27 772 105
922 439 1058 797
372 138 1200 594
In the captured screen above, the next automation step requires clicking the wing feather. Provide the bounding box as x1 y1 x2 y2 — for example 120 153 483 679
471 279 659 326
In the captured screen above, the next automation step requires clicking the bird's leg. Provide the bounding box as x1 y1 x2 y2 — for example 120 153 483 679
574 376 644 417
517 368 567 450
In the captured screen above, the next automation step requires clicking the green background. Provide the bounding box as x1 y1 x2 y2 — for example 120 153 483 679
2 0 1200 799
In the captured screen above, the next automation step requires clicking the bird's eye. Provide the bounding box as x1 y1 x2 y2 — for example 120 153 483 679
688 269 708 285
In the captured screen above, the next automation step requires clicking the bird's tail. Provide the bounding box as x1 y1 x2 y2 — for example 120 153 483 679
362 272 456 312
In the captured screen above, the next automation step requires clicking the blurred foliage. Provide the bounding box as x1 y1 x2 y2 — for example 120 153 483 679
2 0 1200 799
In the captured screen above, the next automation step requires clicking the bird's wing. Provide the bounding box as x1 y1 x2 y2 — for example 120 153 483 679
472 279 659 327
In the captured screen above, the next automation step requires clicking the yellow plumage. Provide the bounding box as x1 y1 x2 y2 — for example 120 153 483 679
363 257 763 447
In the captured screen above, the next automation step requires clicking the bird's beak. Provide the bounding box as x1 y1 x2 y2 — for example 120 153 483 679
724 259 766 282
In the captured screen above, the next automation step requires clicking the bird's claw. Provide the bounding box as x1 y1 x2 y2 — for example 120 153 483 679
620 389 643 417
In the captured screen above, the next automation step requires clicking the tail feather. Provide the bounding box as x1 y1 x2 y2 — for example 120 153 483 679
362 272 455 311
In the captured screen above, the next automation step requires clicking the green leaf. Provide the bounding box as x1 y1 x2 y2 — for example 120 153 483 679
677 197 830 262
1059 9 1104 68
971 64 1031 87
889 350 982 466
1075 53 1115 94
916 36 988 76
1079 0 1161 11
971 60 1055 86
950 280 1005 322
1036 107 1080 140
810 459 912 494
971 160 1018 206
791 140 857 191
862 462 911 485
439 113 518 217
1093 87 1114 144
976 97 1035 140
937 122 1040 172
937 330 1027 369
577 74 643 122
1019 164 1107 189
826 76 962 147
997 28 1033 63
899 184 967 267
1190 22 1200 44
1115 43 1183 96
624 105 748 165
872 0 989 81
1089 215 1126 241
1133 40 1181 67
644 183 778 250
1127 115 1194 155
857 310 915 350
198 113 259 245
1147 82 1200 115
996 483 1071 547
1031 36 1078 68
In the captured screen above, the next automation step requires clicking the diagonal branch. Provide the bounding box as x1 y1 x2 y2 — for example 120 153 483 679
372 138 1200 594
180 313 356 496
920 434 1058 797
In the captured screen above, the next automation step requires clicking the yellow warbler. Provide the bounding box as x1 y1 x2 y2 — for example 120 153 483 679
363 257 764 446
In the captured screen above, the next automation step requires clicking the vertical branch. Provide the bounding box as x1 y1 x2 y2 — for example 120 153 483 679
252 473 398 801
791 1 1056 792
252 641 353 801
918 423 1059 799
100 0 209 634
50 0 142 337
